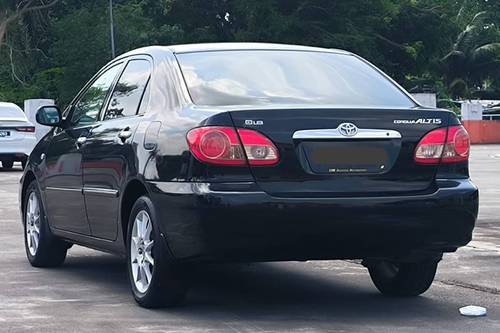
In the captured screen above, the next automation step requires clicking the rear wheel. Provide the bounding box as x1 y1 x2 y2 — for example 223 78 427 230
368 260 438 297
127 195 186 308
24 181 68 267
2 160 14 169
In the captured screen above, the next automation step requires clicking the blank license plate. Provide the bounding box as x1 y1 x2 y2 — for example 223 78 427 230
302 142 390 174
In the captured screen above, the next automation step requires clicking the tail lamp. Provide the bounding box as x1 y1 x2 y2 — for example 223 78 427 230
15 127 35 133
186 126 279 166
414 125 470 164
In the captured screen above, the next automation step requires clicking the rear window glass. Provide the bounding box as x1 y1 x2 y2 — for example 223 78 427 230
0 105 26 119
176 50 415 108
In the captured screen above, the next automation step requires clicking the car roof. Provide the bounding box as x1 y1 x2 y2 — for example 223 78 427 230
118 42 352 60
166 42 352 55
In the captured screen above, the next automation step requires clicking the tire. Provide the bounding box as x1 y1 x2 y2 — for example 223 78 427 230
2 160 14 169
368 260 438 297
23 181 68 267
126 195 186 308
21 160 27 170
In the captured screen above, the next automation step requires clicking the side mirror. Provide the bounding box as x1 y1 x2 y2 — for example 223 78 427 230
36 106 63 127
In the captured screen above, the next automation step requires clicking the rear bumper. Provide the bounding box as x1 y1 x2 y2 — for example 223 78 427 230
0 136 36 160
148 179 478 262
0 153 29 162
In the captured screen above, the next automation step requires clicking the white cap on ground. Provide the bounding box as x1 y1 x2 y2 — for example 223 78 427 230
459 305 487 317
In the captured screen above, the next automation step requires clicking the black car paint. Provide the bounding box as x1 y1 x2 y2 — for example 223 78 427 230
148 179 477 262
20 44 478 262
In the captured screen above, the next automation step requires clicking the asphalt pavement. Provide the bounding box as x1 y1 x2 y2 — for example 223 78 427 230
0 145 499 332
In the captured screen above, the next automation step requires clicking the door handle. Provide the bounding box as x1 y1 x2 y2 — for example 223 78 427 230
76 136 87 149
118 128 132 142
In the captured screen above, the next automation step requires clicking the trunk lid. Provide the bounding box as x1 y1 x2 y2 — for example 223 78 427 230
230 108 452 197
0 119 32 142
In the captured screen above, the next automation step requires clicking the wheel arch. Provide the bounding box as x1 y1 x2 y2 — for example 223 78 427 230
20 170 37 215
120 179 149 243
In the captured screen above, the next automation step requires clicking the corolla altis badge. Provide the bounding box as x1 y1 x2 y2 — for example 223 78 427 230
394 119 442 125
338 123 358 137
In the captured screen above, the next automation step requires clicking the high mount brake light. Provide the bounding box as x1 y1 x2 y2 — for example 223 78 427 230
414 125 470 165
186 126 279 166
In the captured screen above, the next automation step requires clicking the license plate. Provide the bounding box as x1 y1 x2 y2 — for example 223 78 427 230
302 141 392 174
0 130 10 138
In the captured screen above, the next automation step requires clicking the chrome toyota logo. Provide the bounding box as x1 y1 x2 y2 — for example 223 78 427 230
338 123 358 137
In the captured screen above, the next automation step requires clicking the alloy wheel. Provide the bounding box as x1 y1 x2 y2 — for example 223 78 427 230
130 210 155 293
26 192 41 256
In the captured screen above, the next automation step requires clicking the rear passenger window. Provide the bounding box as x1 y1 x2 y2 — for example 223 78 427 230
104 59 151 120
138 80 150 115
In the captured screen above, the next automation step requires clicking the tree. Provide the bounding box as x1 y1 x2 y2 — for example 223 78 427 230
442 9 500 98
49 1 164 105
0 0 59 49
1 0 499 106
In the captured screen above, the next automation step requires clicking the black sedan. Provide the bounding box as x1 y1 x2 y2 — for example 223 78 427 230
20 43 478 308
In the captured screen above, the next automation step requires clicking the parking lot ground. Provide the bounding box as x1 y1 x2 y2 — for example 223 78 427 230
1 145 500 333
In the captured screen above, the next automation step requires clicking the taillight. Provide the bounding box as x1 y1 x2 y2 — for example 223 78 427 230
414 128 447 164
16 126 35 133
414 125 470 164
237 129 279 165
186 126 279 166
187 127 246 166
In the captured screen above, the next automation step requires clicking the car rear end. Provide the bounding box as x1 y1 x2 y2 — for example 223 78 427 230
148 47 478 262
0 103 36 168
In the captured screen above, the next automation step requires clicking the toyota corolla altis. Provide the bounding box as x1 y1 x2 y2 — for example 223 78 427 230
20 43 478 308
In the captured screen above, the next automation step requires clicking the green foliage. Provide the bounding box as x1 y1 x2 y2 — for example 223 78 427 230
1 0 499 107
440 6 500 98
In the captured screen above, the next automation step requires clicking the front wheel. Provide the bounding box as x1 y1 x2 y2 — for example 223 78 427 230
368 260 438 297
24 181 68 267
127 195 186 308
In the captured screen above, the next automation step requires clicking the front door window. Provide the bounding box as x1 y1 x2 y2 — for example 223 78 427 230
70 65 122 126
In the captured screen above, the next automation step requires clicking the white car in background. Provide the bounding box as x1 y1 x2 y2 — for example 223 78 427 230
0 102 36 169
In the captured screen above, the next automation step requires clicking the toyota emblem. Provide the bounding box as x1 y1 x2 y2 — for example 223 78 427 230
338 123 358 137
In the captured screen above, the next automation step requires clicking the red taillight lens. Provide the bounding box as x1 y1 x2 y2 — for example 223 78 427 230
414 128 447 164
187 127 246 166
186 126 279 166
200 131 230 159
414 126 470 165
237 128 279 166
16 126 35 133
442 126 470 163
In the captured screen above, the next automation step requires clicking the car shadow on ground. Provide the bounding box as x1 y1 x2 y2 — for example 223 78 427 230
55 252 449 322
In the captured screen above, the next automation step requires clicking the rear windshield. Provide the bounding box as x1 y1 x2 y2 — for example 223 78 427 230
0 105 26 120
176 50 415 108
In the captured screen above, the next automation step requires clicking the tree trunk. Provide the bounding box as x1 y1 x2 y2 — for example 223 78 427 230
0 23 7 49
